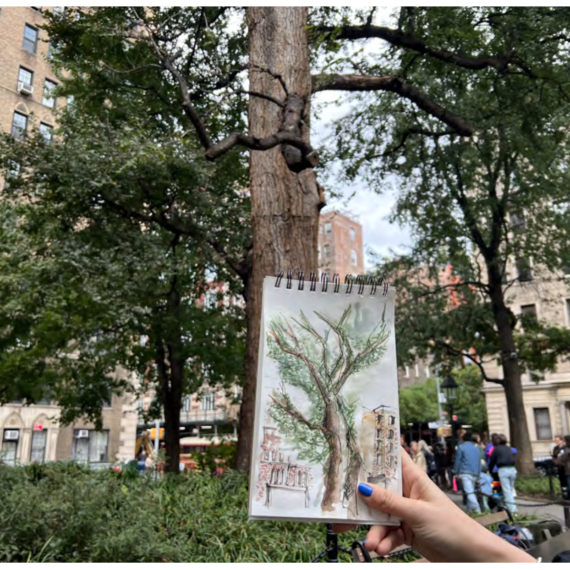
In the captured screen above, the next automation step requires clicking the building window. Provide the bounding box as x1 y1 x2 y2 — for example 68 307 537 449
404 366 410 378
72 430 109 463
39 123 53 144
520 304 537 319
349 227 355 241
18 66 33 89
324 222 332 235
1 429 20 466
425 365 430 378
30 429 47 463
12 111 28 139
533 408 552 441
415 363 419 378
566 299 570 327
318 245 321 260
201 392 215 411
351 250 357 266
516 258 532 282
23 24 39 54
319 224 323 234
43 79 58 108
324 244 330 258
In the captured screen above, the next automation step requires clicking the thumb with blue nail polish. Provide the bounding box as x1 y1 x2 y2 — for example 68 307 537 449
358 482 373 497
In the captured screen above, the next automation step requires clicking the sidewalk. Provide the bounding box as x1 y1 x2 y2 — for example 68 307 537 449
444 490 568 530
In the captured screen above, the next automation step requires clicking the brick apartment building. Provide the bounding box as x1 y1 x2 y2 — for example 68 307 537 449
0 7 138 466
318 210 364 280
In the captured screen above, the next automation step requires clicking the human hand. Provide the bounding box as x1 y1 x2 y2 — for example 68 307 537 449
334 450 535 563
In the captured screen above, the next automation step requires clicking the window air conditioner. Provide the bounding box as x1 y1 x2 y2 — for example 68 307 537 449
4 430 19 441
76 429 89 438
17 81 34 96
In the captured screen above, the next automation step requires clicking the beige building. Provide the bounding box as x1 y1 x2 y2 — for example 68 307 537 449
318 210 364 281
0 6 59 184
483 270 570 457
0 7 138 466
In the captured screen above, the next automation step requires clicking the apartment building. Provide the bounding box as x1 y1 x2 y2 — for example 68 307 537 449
482 268 570 457
318 210 364 280
0 7 138 466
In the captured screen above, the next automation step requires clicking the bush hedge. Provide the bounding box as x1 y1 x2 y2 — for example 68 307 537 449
0 462 387 563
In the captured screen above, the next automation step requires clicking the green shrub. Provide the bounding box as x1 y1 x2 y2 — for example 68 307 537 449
516 474 561 498
0 464 379 562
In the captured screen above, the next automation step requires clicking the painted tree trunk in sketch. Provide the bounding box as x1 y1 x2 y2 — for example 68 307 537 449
236 7 324 472
321 402 346 511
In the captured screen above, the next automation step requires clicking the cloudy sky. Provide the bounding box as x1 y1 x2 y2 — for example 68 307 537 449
310 8 413 270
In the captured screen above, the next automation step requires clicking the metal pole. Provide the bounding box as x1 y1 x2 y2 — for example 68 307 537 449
436 375 443 421
326 524 339 562
154 419 160 479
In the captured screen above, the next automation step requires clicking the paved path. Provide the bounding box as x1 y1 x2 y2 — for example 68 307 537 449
445 491 569 530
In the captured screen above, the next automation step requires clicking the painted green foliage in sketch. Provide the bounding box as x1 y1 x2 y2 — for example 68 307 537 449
267 303 390 512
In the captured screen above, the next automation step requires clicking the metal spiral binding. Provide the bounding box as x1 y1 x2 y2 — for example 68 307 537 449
274 271 390 295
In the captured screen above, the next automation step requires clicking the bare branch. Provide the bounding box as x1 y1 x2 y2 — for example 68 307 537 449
205 131 319 168
233 89 284 108
312 74 473 136
434 340 505 385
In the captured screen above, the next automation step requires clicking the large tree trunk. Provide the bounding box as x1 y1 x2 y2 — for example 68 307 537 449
488 280 535 475
162 373 182 474
322 402 346 511
235 7 324 472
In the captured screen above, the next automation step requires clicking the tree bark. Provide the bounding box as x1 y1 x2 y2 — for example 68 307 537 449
322 402 346 511
235 7 323 472
488 273 535 475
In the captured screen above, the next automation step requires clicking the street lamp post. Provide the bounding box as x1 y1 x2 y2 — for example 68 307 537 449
408 422 414 446
441 375 459 449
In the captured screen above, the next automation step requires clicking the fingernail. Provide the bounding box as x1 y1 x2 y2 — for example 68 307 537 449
358 483 373 497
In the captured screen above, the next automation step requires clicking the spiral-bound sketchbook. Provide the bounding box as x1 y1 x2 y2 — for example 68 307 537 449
249 273 402 525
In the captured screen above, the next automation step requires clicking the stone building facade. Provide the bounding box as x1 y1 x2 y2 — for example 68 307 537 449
482 272 570 457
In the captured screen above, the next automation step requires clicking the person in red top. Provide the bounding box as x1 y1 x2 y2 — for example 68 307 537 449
400 435 410 454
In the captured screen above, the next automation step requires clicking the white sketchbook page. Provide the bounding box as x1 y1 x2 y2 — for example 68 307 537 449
249 277 402 525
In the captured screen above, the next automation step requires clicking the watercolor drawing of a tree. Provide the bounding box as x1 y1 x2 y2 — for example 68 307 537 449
267 304 390 513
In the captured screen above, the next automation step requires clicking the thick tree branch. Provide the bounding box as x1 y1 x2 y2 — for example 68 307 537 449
317 24 534 76
312 74 473 136
205 131 319 167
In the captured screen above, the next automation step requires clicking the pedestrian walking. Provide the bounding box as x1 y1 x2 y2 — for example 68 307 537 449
400 434 410 454
554 435 570 494
453 432 482 514
411 441 427 472
433 443 447 488
488 433 517 514
419 439 437 479
553 434 569 497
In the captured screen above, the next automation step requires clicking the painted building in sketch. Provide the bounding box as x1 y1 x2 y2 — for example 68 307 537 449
361 406 398 488
255 426 310 508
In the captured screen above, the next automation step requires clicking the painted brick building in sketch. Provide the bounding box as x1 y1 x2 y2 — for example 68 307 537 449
361 406 398 488
255 426 310 508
